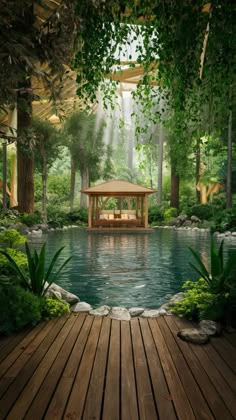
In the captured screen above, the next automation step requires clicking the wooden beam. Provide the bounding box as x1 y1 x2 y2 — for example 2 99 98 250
88 195 92 228
144 194 148 228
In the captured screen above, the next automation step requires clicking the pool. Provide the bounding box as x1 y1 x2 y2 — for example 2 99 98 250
30 228 236 309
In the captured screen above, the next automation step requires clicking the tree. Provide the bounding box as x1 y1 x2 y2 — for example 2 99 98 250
63 113 105 208
33 119 62 221
0 0 77 212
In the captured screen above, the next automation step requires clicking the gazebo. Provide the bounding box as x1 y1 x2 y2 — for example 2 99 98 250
81 180 156 231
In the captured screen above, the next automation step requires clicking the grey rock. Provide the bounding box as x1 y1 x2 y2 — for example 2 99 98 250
71 302 92 312
177 328 209 344
225 231 232 237
129 307 145 317
31 229 43 235
168 292 185 306
108 307 131 321
183 220 192 227
45 289 62 300
231 232 236 237
141 309 162 318
45 282 80 305
191 215 201 223
89 305 110 317
199 320 222 336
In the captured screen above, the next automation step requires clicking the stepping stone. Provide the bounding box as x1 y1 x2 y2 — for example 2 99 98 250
177 328 209 344
108 307 131 321
129 307 144 317
71 302 92 312
89 305 110 317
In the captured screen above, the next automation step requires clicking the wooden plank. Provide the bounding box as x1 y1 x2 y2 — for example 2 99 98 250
17 314 81 420
0 327 32 364
210 336 236 375
64 316 102 419
131 318 157 420
139 318 177 420
0 316 68 418
44 314 92 419
188 342 236 418
224 332 236 349
148 318 195 420
7 314 77 420
0 320 55 398
83 317 111 420
102 320 121 420
120 321 139 420
0 321 46 379
202 342 236 395
157 316 214 420
169 316 234 419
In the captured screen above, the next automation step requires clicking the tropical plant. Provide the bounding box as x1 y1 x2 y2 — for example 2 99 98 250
172 237 236 324
189 238 236 294
0 242 72 296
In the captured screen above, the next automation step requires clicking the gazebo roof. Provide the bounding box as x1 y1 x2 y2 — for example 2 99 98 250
81 180 156 195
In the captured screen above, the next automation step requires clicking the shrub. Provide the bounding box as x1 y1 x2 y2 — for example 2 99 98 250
40 297 70 319
20 211 43 227
171 278 227 321
0 229 26 248
0 242 72 296
163 207 178 222
0 285 41 335
0 248 27 279
187 204 213 220
211 208 236 232
148 205 164 224
47 206 67 228
66 208 88 224
172 238 236 324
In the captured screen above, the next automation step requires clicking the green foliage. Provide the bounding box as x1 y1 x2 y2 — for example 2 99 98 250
0 229 26 248
0 248 27 279
66 208 88 224
173 238 236 323
20 212 43 227
148 205 164 224
187 204 213 220
47 175 70 204
163 207 178 222
40 297 70 320
47 207 68 228
33 118 63 174
0 285 41 335
0 242 72 296
212 207 236 232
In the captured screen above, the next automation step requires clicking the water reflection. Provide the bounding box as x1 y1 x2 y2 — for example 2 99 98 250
30 229 236 309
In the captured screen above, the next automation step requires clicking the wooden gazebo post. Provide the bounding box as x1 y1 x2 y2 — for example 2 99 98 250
144 193 148 228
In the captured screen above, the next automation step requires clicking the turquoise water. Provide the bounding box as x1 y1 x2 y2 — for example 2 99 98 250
30 228 236 309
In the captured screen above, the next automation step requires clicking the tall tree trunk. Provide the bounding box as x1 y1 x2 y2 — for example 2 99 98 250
2 142 7 213
17 77 34 213
80 168 89 208
70 156 75 211
226 108 232 209
157 123 164 205
10 151 17 207
40 137 47 223
195 137 201 204
170 164 180 209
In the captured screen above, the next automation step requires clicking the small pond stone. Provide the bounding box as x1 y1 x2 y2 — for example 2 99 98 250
129 307 144 317
71 302 92 312
108 307 131 321
141 309 162 318
199 320 222 336
231 232 236 237
46 282 80 305
177 328 209 344
89 305 110 317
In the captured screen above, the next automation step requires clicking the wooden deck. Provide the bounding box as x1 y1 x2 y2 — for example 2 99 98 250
0 314 236 419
